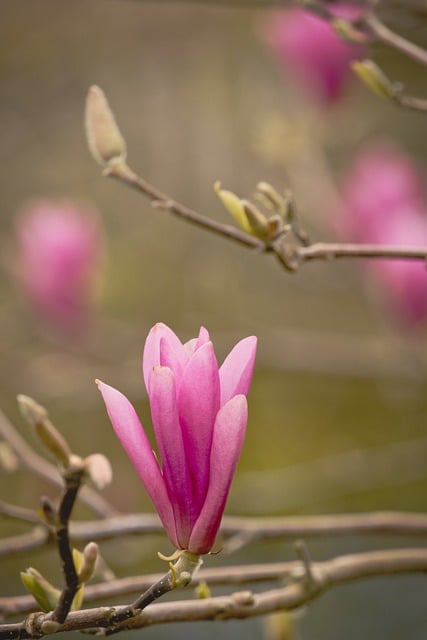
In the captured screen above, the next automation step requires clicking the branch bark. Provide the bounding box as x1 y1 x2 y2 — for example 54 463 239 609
1 548 426 634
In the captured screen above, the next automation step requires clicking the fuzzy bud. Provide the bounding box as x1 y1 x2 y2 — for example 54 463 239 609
84 453 113 489
17 395 71 466
78 542 99 583
85 85 127 167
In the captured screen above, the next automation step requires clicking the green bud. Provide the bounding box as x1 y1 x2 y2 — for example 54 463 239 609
352 59 395 100
21 568 61 612
255 182 286 216
195 581 211 599
214 182 252 234
264 611 295 640
242 200 270 240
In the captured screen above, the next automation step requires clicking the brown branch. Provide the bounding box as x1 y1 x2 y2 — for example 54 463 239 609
70 510 427 543
106 163 427 271
394 92 427 113
2 510 426 558
1 548 427 635
0 409 118 518
105 163 263 250
298 242 427 263
364 13 427 68
0 500 39 523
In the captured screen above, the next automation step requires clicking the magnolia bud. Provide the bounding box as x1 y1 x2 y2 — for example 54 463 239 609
17 395 71 466
84 453 113 489
85 85 127 167
78 542 99 583
242 200 270 240
21 568 61 612
352 59 395 100
214 182 252 234
263 611 295 640
256 182 285 215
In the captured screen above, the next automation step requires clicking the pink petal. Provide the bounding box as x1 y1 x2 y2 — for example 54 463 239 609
188 395 248 554
219 336 257 406
177 341 220 508
96 380 178 547
184 326 210 356
142 323 187 393
148 366 196 548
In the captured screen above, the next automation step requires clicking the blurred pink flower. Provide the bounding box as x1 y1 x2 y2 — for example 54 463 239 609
338 145 427 326
97 323 257 555
15 201 105 338
263 5 366 104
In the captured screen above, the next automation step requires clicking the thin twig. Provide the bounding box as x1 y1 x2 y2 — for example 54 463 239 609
0 500 39 523
105 163 263 250
106 163 427 270
365 13 427 68
1 548 426 635
298 242 427 263
395 92 427 113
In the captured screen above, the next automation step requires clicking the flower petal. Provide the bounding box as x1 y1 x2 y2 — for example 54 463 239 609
177 341 220 508
142 323 187 394
96 380 178 547
188 395 247 554
149 365 196 548
184 326 210 356
219 336 257 406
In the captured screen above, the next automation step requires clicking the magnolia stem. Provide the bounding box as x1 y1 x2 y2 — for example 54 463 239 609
50 466 85 624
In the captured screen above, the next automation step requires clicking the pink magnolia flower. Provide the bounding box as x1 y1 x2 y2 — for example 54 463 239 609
97 323 257 555
263 5 366 104
338 145 427 326
15 201 104 338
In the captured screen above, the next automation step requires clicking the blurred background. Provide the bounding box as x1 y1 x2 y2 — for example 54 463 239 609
1 1 427 638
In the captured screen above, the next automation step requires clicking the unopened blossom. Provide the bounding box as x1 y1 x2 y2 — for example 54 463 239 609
338 144 427 326
97 323 257 555
15 201 104 338
262 5 366 104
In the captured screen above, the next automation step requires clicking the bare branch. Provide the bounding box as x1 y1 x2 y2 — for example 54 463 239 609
105 162 427 271
1 548 427 635
364 13 427 68
0 409 118 518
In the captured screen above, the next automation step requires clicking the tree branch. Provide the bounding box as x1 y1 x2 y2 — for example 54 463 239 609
1 548 426 635
0 409 118 518
364 13 427 68
105 162 427 271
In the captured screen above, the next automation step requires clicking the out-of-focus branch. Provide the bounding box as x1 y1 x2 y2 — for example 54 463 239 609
298 242 427 263
1 548 427 634
70 510 427 544
2 509 426 558
0 409 118 518
364 13 427 68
